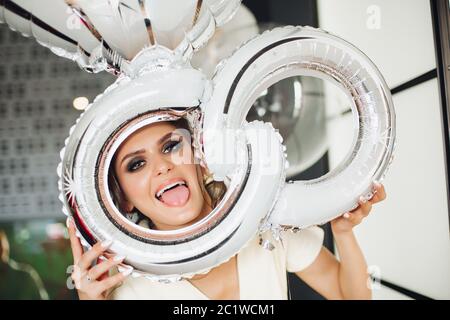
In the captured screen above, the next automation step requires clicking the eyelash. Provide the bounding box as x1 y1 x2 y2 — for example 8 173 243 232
127 159 145 172
126 138 183 172
162 137 182 154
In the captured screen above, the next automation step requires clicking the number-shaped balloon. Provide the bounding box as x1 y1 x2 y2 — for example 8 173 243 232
1 1 395 281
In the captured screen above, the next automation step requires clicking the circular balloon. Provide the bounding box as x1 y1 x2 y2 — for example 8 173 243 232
58 62 285 281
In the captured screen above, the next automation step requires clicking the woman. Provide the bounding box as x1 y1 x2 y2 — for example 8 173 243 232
67 117 387 300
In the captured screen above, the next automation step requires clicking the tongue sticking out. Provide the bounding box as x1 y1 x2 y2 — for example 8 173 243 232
159 185 190 207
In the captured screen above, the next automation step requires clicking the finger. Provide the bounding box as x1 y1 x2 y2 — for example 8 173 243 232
88 255 126 280
371 182 386 203
358 198 372 216
349 205 361 214
73 274 95 292
349 202 364 214
67 217 83 264
71 269 90 291
96 257 110 281
95 268 133 293
77 239 113 270
345 211 364 225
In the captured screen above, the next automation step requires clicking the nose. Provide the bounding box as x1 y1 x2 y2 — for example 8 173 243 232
153 154 174 177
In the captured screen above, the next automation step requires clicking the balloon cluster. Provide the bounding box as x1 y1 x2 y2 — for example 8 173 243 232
0 0 395 281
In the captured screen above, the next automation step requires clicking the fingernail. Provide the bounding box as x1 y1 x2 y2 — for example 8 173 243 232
359 196 367 203
343 213 350 219
121 267 133 276
114 255 126 262
66 216 73 228
373 181 382 188
101 239 113 249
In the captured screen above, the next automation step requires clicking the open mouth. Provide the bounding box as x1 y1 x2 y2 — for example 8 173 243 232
155 180 190 207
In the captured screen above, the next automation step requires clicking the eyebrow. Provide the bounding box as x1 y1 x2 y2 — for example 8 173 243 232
119 132 178 166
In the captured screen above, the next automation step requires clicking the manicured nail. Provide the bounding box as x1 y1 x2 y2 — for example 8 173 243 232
101 239 113 249
121 267 133 276
114 255 126 262
66 216 73 228
359 196 367 203
343 213 350 219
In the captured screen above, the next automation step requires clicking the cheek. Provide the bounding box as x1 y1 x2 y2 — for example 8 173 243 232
182 164 203 197
119 171 151 201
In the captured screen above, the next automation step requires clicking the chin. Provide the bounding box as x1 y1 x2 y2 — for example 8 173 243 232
148 200 205 229
166 205 204 227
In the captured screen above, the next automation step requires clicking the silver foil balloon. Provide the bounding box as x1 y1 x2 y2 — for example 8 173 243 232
1 1 395 281
0 0 241 75
192 11 329 178
191 4 259 78
202 26 395 229
247 75 328 178
56 26 395 281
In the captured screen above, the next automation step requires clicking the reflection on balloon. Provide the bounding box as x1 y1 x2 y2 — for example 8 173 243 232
247 76 328 177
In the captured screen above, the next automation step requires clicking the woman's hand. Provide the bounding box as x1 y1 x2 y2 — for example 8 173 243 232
331 182 386 235
67 217 132 300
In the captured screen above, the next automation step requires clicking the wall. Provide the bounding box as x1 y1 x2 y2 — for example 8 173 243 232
0 25 114 221
317 0 450 299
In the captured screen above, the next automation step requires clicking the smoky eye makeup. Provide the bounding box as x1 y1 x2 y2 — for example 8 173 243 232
121 132 186 172
126 158 146 172
162 135 183 154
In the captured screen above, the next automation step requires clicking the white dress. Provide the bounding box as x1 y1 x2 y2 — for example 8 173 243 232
108 226 324 300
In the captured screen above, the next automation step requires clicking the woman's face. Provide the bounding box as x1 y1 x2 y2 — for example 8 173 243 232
113 122 212 231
